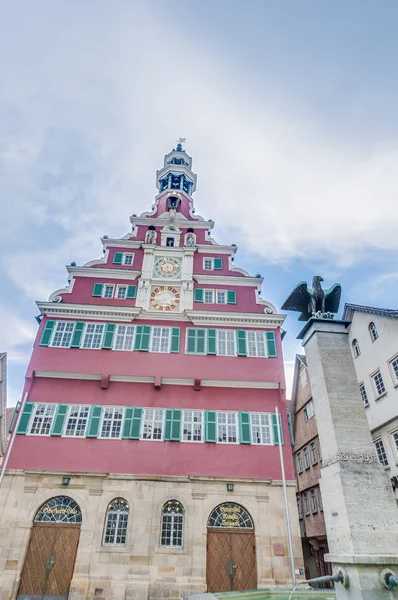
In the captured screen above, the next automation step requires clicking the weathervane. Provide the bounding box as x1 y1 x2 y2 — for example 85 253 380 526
177 137 186 144
281 276 342 321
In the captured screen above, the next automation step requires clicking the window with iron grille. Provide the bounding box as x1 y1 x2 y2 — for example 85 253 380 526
217 330 236 356
142 409 164 440
151 327 170 353
29 404 56 435
369 322 378 342
375 439 388 467
65 405 90 437
51 322 75 347
217 412 237 443
303 446 310 469
114 325 135 351
372 370 386 398
182 411 202 442
247 331 267 357
251 413 272 444
100 407 124 439
310 489 317 512
103 498 129 546
82 323 105 349
360 383 369 406
160 500 184 548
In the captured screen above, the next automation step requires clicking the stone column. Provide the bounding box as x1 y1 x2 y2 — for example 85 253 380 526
300 319 398 599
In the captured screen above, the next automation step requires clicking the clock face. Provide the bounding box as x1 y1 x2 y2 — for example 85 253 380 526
153 256 182 279
150 286 180 311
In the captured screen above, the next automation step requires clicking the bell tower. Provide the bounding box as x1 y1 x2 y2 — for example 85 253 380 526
156 140 197 199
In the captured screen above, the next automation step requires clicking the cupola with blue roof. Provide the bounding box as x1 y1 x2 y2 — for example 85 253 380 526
156 139 197 197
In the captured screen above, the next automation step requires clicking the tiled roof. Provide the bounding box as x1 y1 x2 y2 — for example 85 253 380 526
343 303 398 320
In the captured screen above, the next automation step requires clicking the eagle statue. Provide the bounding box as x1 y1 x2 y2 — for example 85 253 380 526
281 276 342 321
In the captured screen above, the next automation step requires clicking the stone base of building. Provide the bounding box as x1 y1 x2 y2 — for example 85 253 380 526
0 470 304 600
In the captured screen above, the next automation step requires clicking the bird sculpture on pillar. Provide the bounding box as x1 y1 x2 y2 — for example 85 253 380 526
281 275 342 321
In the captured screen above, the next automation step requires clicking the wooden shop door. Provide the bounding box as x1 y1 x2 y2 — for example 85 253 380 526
207 529 257 593
17 523 80 599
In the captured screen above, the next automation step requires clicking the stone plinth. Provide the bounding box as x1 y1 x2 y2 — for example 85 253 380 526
300 319 398 599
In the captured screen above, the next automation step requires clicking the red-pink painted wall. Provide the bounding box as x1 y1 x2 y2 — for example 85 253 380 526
192 285 264 313
64 277 138 306
91 248 144 270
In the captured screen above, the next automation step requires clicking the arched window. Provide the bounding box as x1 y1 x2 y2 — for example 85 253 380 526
352 339 361 358
35 496 82 524
369 322 378 342
160 500 184 548
103 498 129 546
208 503 254 529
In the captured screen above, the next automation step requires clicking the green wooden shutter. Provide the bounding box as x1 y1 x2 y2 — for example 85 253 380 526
134 325 143 350
171 409 182 441
287 412 294 446
194 288 204 302
186 329 196 353
39 320 55 346
214 258 223 270
92 283 104 297
227 290 236 304
239 412 252 444
102 323 116 349
86 406 103 438
207 329 217 355
140 325 151 351
70 322 85 348
236 330 247 356
197 329 206 354
205 411 217 443
164 409 174 441
8 402 20 434
122 408 134 439
126 285 137 299
170 328 180 353
266 331 277 357
272 413 284 445
51 404 68 436
16 402 34 434
131 408 143 439
113 252 123 264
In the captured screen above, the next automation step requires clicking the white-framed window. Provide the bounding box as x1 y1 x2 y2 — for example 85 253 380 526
204 289 214 304
297 495 303 519
100 407 124 439
217 330 236 356
64 405 90 437
114 325 135 351
389 356 398 386
103 498 129 546
390 430 398 457
251 413 272 444
297 452 303 473
310 488 318 512
359 383 369 406
300 367 307 387
304 399 315 422
217 412 238 443
303 446 310 469
29 404 56 436
247 331 267 357
182 411 203 442
310 440 317 464
352 339 361 358
82 323 105 349
142 409 164 440
102 284 115 299
372 370 386 398
303 491 310 515
369 321 378 342
123 253 134 266
151 327 171 353
203 258 214 270
51 322 75 347
375 439 389 467
116 285 128 299
216 290 227 304
160 500 184 548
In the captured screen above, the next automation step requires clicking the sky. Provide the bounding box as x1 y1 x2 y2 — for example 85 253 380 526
1 0 398 405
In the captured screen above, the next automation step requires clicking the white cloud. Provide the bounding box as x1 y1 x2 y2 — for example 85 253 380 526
0 307 36 357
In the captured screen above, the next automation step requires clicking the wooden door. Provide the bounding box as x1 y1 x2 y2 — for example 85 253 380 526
18 523 80 599
207 529 257 593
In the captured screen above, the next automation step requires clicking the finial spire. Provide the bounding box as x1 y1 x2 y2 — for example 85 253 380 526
176 137 186 151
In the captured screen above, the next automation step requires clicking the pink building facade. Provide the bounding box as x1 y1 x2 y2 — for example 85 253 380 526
0 144 303 600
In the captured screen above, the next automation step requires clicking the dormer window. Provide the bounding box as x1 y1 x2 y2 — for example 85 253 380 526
352 339 361 358
369 322 378 342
